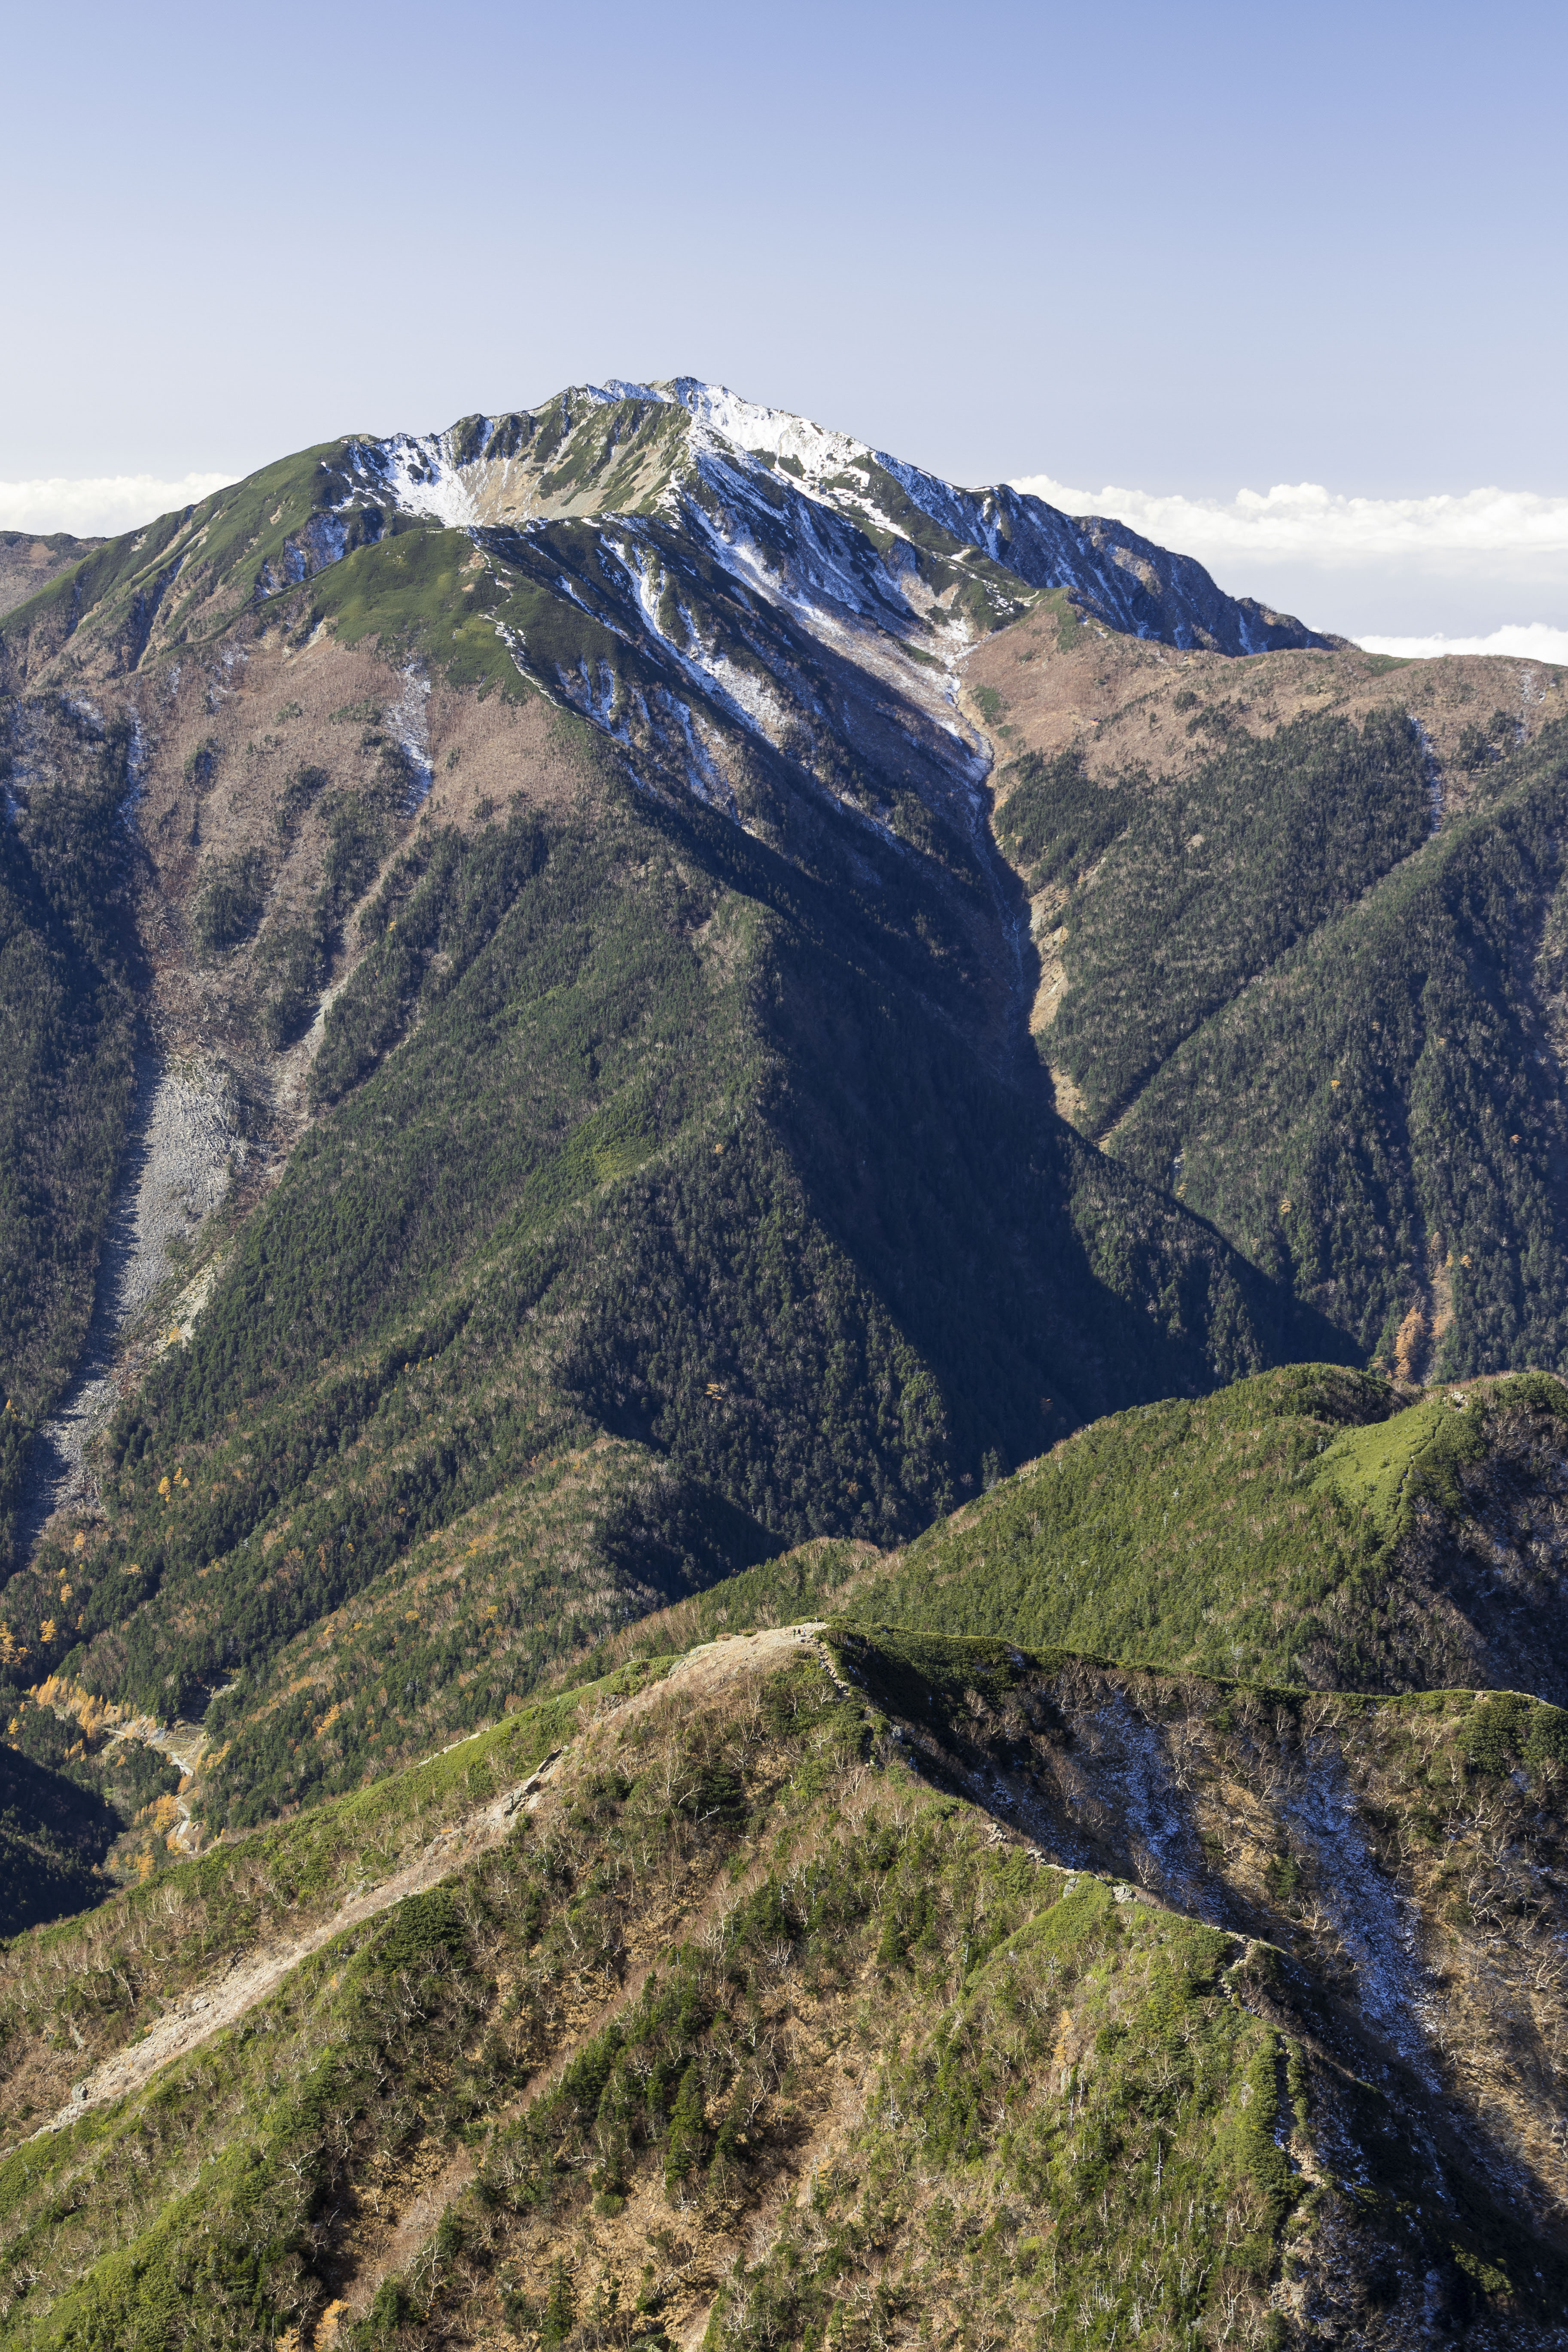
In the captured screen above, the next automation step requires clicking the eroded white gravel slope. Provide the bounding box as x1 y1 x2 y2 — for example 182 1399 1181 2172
24 1053 244 1526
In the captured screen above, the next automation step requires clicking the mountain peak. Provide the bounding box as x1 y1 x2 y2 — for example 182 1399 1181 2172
330 378 1336 660
0 381 1338 713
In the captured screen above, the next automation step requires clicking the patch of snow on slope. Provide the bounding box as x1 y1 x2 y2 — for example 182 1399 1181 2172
585 531 799 762
595 380 668 407
374 434 479 529
657 689 736 816
700 649 795 742
299 511 347 575
583 377 871 490
685 467 909 648
671 381 867 482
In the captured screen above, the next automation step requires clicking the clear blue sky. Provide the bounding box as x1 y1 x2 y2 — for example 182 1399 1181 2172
6 0 1567 634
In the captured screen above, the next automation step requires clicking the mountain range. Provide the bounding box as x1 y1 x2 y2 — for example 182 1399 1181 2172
1 379 1566 2349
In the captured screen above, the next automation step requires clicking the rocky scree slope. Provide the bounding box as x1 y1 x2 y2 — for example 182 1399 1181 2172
0 1626 1562 2352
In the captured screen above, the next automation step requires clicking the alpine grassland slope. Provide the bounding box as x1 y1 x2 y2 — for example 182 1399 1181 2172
965 611 1568 1378
0 383 1346 1854
0 1627 1562 2350
839 1363 1568 1703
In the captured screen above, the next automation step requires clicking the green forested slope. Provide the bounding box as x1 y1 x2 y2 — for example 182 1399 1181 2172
1003 707 1433 1130
0 1745 122 1938
0 698 140 1562
1108 718 1568 1370
0 727 1334 1828
998 683 1568 1375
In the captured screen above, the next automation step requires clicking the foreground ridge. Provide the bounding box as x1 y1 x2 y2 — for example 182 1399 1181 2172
0 1625 1562 2348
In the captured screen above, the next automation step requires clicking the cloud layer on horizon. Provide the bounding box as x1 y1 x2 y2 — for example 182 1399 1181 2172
1008 476 1568 570
0 474 235 538
1008 474 1568 643
1356 622 1568 667
15 466 1568 566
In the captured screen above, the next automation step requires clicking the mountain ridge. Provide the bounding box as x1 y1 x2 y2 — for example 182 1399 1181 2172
0 378 1337 710
1 1625 1563 2349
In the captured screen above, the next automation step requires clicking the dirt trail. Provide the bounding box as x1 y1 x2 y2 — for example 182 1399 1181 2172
36 1626 822 2145
35 1751 563 2140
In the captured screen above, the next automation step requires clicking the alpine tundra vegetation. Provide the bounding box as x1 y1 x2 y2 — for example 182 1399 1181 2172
1 380 1567 2349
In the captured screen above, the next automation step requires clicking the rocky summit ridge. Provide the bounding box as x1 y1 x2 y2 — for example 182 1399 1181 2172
323 376 1339 659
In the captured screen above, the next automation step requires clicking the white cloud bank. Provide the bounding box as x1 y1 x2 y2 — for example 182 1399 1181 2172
1356 622 1568 666
1011 474 1568 652
0 473 236 538
1009 476 1568 570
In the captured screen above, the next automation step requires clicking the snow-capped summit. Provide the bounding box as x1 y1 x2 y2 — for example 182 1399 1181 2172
342 380 1334 661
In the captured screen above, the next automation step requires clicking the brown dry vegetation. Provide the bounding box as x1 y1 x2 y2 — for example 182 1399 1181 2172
126 619 599 1080
0 539 101 624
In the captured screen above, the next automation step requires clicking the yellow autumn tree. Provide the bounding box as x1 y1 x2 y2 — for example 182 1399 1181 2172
1393 1304 1427 1382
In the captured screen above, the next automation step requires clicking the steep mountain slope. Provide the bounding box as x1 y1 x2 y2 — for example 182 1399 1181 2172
0 697 141 1540
0 385 1345 1821
0 1625 1562 2350
0 1742 122 1938
965 612 1568 1376
6 377 1568 2352
0 755 1326 1831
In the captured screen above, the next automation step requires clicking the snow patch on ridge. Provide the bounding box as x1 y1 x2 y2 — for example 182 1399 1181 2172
584 377 869 484
673 381 866 482
372 435 480 529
